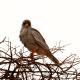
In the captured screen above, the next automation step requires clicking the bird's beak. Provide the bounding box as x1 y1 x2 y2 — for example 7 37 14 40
25 23 28 27
23 24 29 28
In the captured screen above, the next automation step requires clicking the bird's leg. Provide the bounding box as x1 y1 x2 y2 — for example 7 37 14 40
29 52 35 63
30 53 33 59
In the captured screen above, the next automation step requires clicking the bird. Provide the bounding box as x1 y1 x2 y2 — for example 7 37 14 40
19 19 59 64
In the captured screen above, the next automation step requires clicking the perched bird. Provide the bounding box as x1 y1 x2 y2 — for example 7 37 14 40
19 19 59 64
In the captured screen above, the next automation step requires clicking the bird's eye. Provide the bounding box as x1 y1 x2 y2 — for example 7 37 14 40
22 22 26 26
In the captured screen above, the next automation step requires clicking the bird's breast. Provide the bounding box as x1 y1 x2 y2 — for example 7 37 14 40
20 29 38 52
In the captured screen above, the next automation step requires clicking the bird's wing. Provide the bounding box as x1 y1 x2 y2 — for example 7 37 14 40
31 28 49 50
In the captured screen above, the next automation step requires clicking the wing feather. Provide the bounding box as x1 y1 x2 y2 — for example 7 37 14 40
31 28 49 50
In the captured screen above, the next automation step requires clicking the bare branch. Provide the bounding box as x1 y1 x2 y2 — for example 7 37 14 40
0 38 80 80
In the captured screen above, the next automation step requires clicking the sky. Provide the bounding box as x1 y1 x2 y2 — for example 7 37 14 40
0 0 80 60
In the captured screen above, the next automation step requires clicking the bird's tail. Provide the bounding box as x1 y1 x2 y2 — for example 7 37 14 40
46 51 59 64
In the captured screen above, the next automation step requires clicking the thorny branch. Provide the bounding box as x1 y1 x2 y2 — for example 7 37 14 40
0 38 80 80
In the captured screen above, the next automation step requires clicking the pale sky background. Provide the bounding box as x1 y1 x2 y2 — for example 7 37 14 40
0 0 80 60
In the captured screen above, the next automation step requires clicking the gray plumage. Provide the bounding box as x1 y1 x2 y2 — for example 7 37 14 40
19 20 59 64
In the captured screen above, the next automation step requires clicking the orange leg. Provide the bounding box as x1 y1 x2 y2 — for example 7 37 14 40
29 49 36 62
30 52 34 60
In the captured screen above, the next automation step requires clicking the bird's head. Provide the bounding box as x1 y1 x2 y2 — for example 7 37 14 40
22 20 31 28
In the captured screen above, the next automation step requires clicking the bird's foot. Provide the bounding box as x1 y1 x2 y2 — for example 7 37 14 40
29 53 35 63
